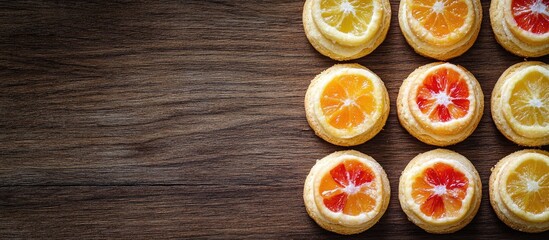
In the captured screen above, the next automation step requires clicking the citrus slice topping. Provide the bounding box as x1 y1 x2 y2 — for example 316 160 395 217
511 0 549 34
501 153 549 222
416 67 470 123
504 66 549 138
320 74 376 129
407 0 473 44
312 0 383 46
411 162 469 219
319 159 377 215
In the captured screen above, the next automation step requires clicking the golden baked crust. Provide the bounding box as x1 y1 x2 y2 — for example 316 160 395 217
490 0 549 57
491 61 549 146
302 0 391 61
303 150 390 234
398 149 482 234
489 149 549 233
398 0 482 60
397 62 484 146
305 63 390 146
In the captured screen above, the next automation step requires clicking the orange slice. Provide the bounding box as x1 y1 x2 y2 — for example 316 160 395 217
306 64 388 145
500 152 549 222
320 74 376 129
319 159 377 215
411 162 469 219
415 67 471 123
312 0 384 46
407 0 474 45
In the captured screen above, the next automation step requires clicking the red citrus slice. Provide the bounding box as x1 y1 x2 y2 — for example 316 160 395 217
319 159 377 216
411 162 469 218
512 0 549 34
416 67 470 122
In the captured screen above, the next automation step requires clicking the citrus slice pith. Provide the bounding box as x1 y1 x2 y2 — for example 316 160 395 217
313 0 382 46
319 159 377 215
505 66 549 138
501 153 549 222
407 0 473 44
416 67 470 123
321 74 376 129
511 0 549 34
411 162 469 219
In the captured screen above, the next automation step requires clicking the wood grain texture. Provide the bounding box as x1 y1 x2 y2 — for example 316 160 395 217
0 0 547 239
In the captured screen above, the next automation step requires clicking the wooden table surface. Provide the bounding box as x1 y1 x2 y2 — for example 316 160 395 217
0 0 548 239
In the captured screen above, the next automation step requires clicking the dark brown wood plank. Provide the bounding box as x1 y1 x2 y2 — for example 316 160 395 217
0 0 548 238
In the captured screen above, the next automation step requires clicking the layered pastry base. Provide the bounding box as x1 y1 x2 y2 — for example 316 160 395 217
398 0 482 60
399 149 482 233
490 0 549 57
305 64 390 146
303 0 391 60
304 150 390 234
397 62 483 146
491 61 549 146
489 149 549 233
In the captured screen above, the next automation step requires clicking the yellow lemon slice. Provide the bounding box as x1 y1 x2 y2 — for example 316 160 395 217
312 0 384 46
500 152 549 223
502 65 549 139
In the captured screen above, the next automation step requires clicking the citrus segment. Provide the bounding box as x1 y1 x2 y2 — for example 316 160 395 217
320 74 376 129
511 0 549 34
416 67 470 123
411 162 469 218
505 157 549 216
313 0 383 46
410 0 469 37
319 159 377 216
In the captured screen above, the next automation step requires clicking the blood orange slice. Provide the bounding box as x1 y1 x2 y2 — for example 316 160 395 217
415 67 471 123
399 149 480 232
304 150 390 234
506 0 549 43
411 162 469 219
512 0 549 34
319 159 377 215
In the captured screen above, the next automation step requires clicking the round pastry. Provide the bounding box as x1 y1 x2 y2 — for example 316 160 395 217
303 150 390 234
305 63 390 146
489 149 549 233
490 0 549 57
398 149 482 234
491 61 549 146
398 0 482 60
302 0 391 61
397 62 484 146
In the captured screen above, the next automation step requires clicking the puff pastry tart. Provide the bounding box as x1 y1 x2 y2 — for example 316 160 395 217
398 0 482 60
489 149 549 233
490 0 549 57
399 149 482 234
302 0 391 61
303 150 390 234
305 64 390 146
491 62 549 146
397 62 484 146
